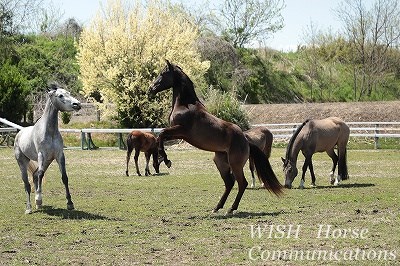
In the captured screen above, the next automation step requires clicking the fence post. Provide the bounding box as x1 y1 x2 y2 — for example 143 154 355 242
119 133 126 150
374 124 380 149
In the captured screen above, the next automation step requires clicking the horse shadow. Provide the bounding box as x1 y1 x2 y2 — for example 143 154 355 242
39 206 118 221
303 183 375 189
209 210 283 220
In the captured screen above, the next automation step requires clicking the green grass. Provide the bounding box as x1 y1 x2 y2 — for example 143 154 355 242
1 147 399 265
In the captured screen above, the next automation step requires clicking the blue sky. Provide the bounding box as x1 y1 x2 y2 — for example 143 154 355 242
47 0 371 51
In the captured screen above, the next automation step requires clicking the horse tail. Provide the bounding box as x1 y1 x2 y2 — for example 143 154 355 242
338 147 348 180
249 142 284 196
27 161 39 184
264 129 273 159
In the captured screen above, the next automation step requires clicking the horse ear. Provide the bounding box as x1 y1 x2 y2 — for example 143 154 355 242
47 82 58 93
165 59 172 70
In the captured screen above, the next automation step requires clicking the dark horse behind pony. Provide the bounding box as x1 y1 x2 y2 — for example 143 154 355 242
148 60 283 214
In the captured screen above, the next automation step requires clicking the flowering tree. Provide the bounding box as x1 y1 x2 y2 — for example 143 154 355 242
77 0 209 127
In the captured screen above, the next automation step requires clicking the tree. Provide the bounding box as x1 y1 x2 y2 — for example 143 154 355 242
0 0 43 34
336 0 400 100
217 0 285 48
77 0 209 127
0 61 29 122
16 34 81 96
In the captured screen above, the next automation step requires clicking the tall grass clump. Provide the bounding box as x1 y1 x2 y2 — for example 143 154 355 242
204 87 250 130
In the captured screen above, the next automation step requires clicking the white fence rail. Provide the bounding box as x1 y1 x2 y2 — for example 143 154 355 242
253 122 400 149
1 117 399 149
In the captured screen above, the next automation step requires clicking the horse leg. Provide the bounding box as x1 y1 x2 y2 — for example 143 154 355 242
144 152 151 176
326 149 338 185
308 159 317 187
152 151 160 174
134 149 141 176
125 141 134 176
228 167 248 214
16 154 32 214
157 125 186 168
56 153 74 210
34 151 48 209
299 158 310 189
227 150 249 214
249 156 256 188
212 152 234 213
337 145 348 182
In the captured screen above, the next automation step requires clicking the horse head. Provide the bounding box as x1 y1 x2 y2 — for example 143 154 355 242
281 157 298 189
148 60 175 96
47 83 81 112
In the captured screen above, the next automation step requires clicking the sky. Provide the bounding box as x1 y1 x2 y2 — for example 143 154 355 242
46 0 368 51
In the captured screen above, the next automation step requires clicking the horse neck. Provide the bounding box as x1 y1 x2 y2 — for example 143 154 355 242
288 139 302 165
172 76 200 107
37 98 59 133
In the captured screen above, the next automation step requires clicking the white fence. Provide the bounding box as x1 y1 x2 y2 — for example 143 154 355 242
252 122 400 149
1 117 399 149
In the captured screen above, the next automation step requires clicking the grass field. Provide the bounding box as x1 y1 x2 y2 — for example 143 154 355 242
0 147 399 265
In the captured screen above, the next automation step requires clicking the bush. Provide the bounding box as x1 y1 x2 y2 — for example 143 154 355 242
0 62 29 122
204 87 250 130
61 112 72 124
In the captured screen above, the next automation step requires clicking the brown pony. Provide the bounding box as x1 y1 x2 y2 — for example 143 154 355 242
125 130 165 177
282 117 350 189
244 127 273 188
148 60 283 214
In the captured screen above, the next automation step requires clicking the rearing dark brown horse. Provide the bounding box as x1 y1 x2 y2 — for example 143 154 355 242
148 60 283 214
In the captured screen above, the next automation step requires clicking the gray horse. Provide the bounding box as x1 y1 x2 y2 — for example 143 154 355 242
14 83 81 214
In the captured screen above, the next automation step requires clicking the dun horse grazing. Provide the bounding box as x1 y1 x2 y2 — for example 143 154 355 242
148 60 283 214
244 127 273 188
125 130 164 177
282 117 350 189
14 83 81 214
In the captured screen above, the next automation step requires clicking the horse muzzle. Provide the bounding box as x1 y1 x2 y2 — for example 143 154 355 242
72 102 82 111
148 85 157 97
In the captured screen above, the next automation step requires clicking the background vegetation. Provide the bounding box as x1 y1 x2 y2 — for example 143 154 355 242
1 0 400 128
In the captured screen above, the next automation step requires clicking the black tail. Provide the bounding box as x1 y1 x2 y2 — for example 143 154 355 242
249 143 283 196
338 148 348 180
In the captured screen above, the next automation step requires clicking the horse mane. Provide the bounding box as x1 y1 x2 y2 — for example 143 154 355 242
285 119 310 161
173 64 204 107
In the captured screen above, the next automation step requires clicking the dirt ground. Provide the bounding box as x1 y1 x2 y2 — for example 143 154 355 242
243 101 400 124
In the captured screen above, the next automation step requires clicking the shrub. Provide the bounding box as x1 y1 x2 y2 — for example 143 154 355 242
204 87 250 130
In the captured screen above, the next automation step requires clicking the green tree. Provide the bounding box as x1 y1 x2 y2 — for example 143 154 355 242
77 0 209 128
16 34 81 96
0 62 29 122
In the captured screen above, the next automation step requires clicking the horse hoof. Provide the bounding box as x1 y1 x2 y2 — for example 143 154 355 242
25 209 32 214
166 160 172 168
36 199 43 209
310 183 317 188
126 171 129 177
226 209 234 215
67 204 75 210
298 185 304 189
